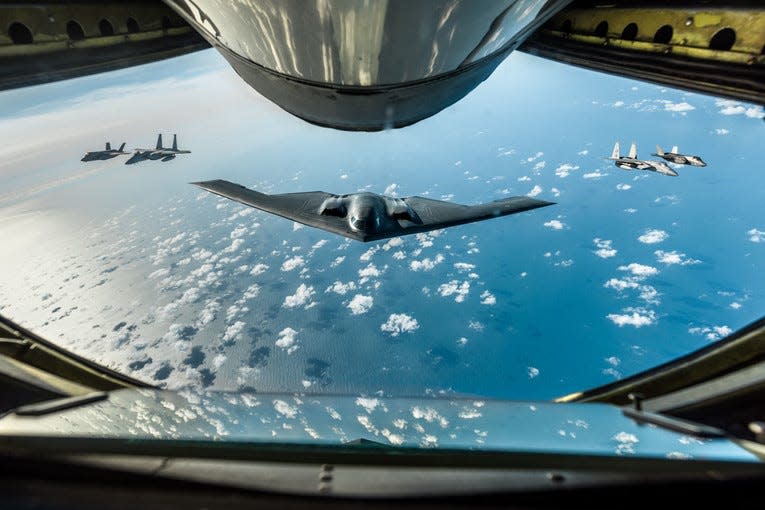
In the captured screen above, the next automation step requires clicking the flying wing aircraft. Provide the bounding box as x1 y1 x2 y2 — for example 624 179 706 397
653 145 707 167
125 134 191 164
608 142 678 177
80 142 128 162
192 179 554 242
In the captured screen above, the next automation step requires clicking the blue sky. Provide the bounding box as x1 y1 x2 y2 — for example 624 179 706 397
0 47 763 401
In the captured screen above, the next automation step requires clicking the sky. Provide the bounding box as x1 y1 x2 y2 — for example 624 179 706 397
0 46 763 403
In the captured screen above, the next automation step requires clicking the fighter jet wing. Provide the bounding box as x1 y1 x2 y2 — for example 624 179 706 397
192 179 362 240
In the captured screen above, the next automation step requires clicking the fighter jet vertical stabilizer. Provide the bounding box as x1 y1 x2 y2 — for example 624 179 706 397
608 141 678 177
652 145 707 167
81 141 129 162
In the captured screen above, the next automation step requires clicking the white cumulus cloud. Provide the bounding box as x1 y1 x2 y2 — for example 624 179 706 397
438 280 470 303
347 294 373 315
607 309 656 328
275 327 299 353
619 263 658 277
664 101 695 113
593 238 617 258
380 313 419 337
527 185 543 197
555 163 579 178
480 290 496 305
655 250 700 265
638 229 668 244
410 254 444 271
747 228 765 243
544 219 564 230
283 284 315 308
281 256 305 271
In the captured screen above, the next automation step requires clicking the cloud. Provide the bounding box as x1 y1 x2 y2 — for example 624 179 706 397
360 246 379 261
655 250 700 265
480 290 496 305
604 278 638 291
555 163 579 178
409 254 444 271
275 327 299 354
583 171 606 179
613 100 625 107
607 309 656 327
518 175 531 182
578 149 589 156
593 238 617 258
356 397 380 413
716 99 764 119
312 239 328 250
292 222 303 231
273 399 298 418
619 263 658 277
281 256 305 271
638 229 668 244
664 101 695 112
532 161 545 171
283 284 315 308
249 263 269 276
453 262 475 272
747 228 765 243
550 187 560 197
326 280 357 295
438 280 470 303
382 237 403 251
358 263 381 280
380 313 419 336
689 325 732 341
715 128 729 135
222 321 246 343
527 185 543 197
544 219 564 230
384 183 398 196
528 367 540 379
347 294 373 315
331 256 345 267
616 184 631 191
392 251 405 260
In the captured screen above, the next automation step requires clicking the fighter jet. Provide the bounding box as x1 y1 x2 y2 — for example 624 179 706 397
80 142 128 162
608 142 678 176
192 179 554 242
652 145 707 167
125 134 190 164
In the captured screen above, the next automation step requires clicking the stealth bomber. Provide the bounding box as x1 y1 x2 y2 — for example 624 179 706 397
192 179 554 242
608 142 677 176
652 145 707 167
81 142 128 161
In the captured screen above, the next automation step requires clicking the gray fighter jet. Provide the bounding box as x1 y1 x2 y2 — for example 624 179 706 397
608 142 678 176
125 134 190 164
81 142 128 162
192 179 554 242
652 145 707 167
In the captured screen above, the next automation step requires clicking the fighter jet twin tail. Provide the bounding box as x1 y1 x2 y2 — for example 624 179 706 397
80 134 190 164
608 142 706 177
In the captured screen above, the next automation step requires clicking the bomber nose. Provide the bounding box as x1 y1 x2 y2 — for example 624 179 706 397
349 208 380 232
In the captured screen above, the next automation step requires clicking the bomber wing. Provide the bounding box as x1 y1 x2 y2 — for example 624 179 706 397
192 179 357 239
384 196 553 240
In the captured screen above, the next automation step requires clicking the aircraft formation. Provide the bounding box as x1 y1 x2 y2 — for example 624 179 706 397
81 134 190 164
608 142 706 177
